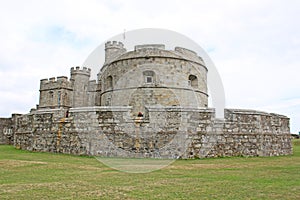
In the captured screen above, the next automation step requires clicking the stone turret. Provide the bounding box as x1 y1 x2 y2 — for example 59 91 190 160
104 41 126 64
70 66 91 107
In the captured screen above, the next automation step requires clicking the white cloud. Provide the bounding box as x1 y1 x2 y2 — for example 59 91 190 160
0 0 299 132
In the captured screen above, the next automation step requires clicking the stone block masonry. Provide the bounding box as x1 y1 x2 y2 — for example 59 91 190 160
0 117 13 144
0 114 21 145
0 41 292 158
11 107 292 158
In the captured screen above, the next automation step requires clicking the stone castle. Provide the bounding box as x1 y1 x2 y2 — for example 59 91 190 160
0 41 292 158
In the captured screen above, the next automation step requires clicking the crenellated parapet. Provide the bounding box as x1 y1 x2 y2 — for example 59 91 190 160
134 44 165 51
40 76 73 91
70 66 91 77
175 47 197 56
175 47 204 64
105 41 125 49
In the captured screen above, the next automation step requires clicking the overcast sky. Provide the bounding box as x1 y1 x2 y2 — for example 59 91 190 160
0 0 299 133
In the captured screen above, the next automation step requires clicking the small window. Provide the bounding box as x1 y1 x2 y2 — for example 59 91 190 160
145 76 153 84
58 91 61 107
105 97 111 106
106 76 113 89
188 75 198 88
143 70 155 84
49 91 54 98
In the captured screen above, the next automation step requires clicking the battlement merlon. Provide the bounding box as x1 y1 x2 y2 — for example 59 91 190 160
70 66 91 77
175 47 205 64
40 76 72 91
40 76 69 84
175 47 197 56
105 41 125 49
135 44 165 51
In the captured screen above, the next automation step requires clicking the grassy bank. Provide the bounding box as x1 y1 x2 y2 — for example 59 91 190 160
0 140 299 199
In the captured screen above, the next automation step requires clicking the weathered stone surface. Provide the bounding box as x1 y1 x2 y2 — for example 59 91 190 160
7 107 292 158
0 117 13 144
0 41 292 158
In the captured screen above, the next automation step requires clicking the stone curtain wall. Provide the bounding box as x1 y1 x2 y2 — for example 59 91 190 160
13 107 292 158
0 117 13 144
222 109 292 157
14 109 88 154
189 109 292 158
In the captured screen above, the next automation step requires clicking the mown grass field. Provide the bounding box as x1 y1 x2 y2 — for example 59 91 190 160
1 140 300 200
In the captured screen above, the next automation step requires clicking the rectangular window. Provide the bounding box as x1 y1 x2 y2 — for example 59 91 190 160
145 76 153 84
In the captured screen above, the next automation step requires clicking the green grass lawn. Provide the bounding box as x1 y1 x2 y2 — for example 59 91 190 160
1 140 300 200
